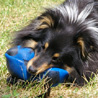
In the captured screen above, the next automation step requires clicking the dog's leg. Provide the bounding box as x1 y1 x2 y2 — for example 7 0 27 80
64 65 86 86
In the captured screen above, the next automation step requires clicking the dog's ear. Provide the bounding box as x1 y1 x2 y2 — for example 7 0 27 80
77 37 87 59
75 33 97 60
36 15 54 30
13 13 54 48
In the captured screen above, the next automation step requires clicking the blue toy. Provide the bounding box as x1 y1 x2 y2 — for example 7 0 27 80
5 45 69 87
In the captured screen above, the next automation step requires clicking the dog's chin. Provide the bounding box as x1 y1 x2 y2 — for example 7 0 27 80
35 70 44 75
36 64 54 75
36 68 50 75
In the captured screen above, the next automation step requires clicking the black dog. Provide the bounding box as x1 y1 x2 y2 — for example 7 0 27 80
13 0 98 97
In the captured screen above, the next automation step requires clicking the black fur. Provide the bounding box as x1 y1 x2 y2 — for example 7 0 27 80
13 0 98 95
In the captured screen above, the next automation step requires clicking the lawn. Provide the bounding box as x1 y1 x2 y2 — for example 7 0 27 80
0 0 98 98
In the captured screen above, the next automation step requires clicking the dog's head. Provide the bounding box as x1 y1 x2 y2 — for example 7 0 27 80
14 0 98 75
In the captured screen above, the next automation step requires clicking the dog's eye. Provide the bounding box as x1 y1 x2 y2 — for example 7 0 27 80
52 57 58 62
52 53 60 63
42 45 45 49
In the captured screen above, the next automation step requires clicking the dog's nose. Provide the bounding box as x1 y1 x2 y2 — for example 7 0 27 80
28 66 37 74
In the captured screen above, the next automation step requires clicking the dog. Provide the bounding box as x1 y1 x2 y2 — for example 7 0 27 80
13 0 98 97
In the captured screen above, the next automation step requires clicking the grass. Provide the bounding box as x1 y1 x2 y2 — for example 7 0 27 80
0 0 98 97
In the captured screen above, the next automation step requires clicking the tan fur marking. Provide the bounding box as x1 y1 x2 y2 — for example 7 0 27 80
41 15 54 26
45 42 49 49
37 15 54 29
24 40 38 49
37 24 49 29
77 37 85 57
53 53 60 58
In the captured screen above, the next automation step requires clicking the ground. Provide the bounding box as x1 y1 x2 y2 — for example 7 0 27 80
0 0 98 98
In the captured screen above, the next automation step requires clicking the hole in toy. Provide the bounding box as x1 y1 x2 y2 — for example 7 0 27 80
6 46 18 56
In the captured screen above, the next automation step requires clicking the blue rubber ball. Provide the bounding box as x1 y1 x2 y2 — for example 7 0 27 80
5 45 69 87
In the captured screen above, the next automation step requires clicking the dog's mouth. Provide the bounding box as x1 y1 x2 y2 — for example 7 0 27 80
27 64 53 75
27 58 54 75
35 64 54 75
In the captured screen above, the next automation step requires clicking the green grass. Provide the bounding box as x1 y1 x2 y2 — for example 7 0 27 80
1 0 98 98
